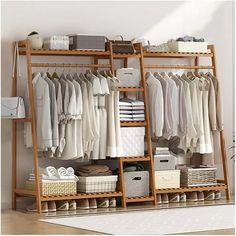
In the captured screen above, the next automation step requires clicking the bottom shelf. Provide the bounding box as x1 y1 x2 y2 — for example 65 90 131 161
155 184 227 194
41 191 123 202
126 196 154 203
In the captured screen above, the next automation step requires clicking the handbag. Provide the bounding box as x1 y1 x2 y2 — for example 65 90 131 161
106 35 135 53
1 97 26 119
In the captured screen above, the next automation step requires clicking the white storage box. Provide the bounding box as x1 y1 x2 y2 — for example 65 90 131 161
44 36 69 50
116 68 140 87
155 170 180 189
120 127 145 156
154 154 175 171
124 171 149 197
1 97 25 119
68 34 106 51
77 175 118 193
169 41 208 53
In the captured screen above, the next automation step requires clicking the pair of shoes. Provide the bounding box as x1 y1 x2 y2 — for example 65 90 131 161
97 198 116 208
169 193 180 203
161 194 169 204
215 190 221 200
186 192 198 202
27 201 56 213
180 193 186 202
204 190 216 201
76 199 97 210
56 200 76 211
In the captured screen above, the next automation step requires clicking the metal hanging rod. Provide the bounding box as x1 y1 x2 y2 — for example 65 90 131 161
143 65 214 69
31 63 111 68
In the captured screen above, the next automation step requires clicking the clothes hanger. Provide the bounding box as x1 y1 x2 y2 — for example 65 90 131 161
160 72 167 77
168 72 174 77
52 67 60 79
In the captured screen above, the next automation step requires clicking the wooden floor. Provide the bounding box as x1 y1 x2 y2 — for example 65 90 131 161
1 200 235 235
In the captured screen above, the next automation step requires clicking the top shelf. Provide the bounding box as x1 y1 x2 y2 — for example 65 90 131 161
143 51 213 58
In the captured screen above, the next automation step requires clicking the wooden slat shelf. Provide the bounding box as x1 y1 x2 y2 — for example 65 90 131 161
120 121 147 127
118 87 144 92
120 156 151 162
40 191 123 202
155 184 227 194
13 117 32 122
19 49 111 57
14 188 36 196
143 51 214 58
126 196 154 203
144 65 214 69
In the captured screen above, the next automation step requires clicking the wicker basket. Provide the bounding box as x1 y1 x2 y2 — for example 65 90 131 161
25 180 77 196
180 167 217 187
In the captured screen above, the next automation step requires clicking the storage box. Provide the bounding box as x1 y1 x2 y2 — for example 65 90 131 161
116 68 140 87
155 170 180 189
68 34 106 51
43 36 69 50
169 41 208 53
124 171 149 197
25 180 77 196
77 175 118 193
154 154 175 171
120 127 145 156
180 167 217 187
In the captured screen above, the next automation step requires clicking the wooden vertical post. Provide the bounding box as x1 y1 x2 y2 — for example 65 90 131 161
12 42 17 210
25 40 42 213
118 158 127 208
208 44 230 200
139 43 157 205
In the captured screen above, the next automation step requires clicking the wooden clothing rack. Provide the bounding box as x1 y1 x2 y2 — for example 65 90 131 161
12 41 230 214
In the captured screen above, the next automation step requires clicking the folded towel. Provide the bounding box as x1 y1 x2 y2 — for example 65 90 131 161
57 167 68 179
67 167 75 176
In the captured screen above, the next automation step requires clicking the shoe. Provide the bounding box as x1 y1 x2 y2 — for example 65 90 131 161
48 201 56 212
109 198 116 208
215 190 221 200
97 198 109 208
76 199 89 210
157 194 162 204
56 201 69 211
180 193 186 202
197 192 204 201
204 191 215 201
186 192 198 202
69 200 76 211
169 193 180 203
89 199 97 209
161 194 169 204
27 202 48 213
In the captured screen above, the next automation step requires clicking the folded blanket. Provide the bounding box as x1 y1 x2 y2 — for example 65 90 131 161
76 165 112 176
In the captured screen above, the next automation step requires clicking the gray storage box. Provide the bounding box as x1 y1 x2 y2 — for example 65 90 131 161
124 171 149 197
68 34 106 51
154 154 175 171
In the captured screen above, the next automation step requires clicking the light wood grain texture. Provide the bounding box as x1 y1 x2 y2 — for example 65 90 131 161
144 65 214 69
144 51 213 58
120 121 147 127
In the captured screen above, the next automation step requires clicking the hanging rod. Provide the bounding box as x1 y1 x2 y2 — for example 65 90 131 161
31 63 111 68
143 65 214 69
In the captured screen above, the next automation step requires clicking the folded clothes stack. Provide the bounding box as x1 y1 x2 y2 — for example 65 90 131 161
76 165 113 177
28 166 78 182
119 98 145 121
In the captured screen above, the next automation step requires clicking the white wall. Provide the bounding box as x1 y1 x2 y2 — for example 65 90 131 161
1 1 234 209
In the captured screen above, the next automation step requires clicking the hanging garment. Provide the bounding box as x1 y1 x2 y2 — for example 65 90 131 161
24 73 52 150
146 73 164 137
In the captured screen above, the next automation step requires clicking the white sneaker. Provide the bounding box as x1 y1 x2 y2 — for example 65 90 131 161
56 201 69 211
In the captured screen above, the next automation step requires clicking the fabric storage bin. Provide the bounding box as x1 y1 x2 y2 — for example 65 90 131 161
120 127 145 157
68 34 106 51
154 154 175 171
77 175 118 193
168 41 208 53
155 170 180 189
25 180 77 196
180 167 217 187
116 68 140 87
43 36 69 50
124 171 149 197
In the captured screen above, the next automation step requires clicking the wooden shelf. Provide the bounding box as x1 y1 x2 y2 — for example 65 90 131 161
13 117 32 122
126 196 154 203
113 53 141 59
19 48 111 57
40 191 123 202
118 87 144 92
143 51 214 58
120 156 151 162
155 184 227 194
14 188 36 196
120 121 147 127
143 65 214 69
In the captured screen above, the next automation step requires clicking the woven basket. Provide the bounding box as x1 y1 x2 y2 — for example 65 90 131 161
25 180 77 196
180 167 217 187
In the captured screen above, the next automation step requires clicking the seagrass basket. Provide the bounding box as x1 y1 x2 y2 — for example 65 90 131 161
180 167 217 187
